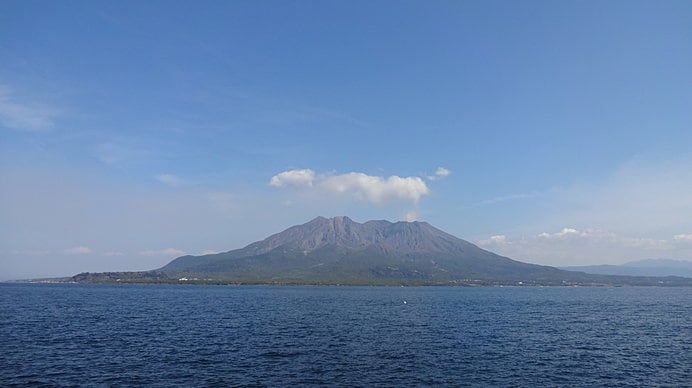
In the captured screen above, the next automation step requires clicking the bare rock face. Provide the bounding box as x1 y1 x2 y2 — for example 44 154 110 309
242 216 476 255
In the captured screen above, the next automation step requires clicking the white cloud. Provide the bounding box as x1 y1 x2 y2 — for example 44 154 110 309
436 167 450 177
321 173 429 203
674 234 692 242
428 166 451 180
156 174 183 187
538 228 587 239
139 248 185 257
478 235 509 246
63 246 92 255
0 85 56 132
490 235 507 243
270 169 315 187
270 169 431 204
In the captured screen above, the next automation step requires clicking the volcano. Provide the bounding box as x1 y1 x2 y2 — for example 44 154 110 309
157 216 607 285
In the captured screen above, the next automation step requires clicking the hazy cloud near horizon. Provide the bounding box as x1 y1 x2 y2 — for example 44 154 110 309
474 156 692 265
478 228 692 267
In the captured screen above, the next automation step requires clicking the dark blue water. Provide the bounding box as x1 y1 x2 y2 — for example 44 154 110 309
1 284 690 386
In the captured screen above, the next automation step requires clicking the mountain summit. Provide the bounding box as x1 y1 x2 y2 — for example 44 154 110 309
159 216 593 285
239 216 480 256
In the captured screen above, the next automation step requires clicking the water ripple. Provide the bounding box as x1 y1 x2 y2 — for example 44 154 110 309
1 284 690 386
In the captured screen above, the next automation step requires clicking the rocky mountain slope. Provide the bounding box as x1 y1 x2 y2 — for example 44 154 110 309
156 217 690 285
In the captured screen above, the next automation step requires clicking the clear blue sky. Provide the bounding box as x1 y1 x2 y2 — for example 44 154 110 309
2 0 691 279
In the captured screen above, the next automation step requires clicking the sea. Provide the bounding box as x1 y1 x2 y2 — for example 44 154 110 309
1 284 690 387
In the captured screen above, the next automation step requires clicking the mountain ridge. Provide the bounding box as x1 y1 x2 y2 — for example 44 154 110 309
153 217 692 286
561 259 692 278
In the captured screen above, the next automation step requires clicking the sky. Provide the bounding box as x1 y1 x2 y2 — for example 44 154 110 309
1 0 692 279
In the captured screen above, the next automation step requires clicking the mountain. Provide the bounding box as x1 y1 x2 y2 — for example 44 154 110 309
561 259 692 278
153 216 690 286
